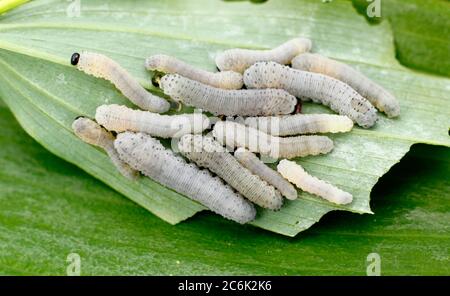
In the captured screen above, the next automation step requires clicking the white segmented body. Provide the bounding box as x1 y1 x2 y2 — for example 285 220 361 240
234 148 298 200
160 74 296 116
243 62 378 128
71 52 170 113
178 135 283 210
114 132 256 224
244 114 353 136
160 74 297 116
95 104 209 138
71 117 138 180
216 38 312 73
213 121 333 159
277 160 353 205
145 54 243 89
292 53 400 117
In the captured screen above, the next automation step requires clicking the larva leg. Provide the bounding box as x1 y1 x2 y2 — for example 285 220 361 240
95 104 209 138
145 54 243 89
70 52 170 113
277 160 352 205
215 38 312 73
114 132 256 224
159 74 296 116
244 114 353 136
243 62 378 128
212 121 333 159
178 134 283 210
292 53 400 117
72 117 138 180
234 148 298 200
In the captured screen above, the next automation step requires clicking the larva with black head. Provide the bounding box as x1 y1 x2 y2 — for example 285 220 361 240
292 53 400 117
244 114 353 136
277 160 353 205
145 54 243 89
159 74 296 116
95 104 209 138
243 61 378 128
234 148 298 200
70 52 170 113
178 134 283 210
114 132 256 224
71 117 138 180
215 38 312 73
213 121 333 159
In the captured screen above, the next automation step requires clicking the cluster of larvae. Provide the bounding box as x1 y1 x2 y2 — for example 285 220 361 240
69 37 399 224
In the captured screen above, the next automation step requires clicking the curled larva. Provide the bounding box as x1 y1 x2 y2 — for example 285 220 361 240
244 114 353 136
277 160 352 205
95 104 209 138
213 121 333 159
178 134 283 210
243 61 378 128
292 53 400 117
216 38 312 73
114 132 256 224
159 74 296 116
70 52 170 113
71 117 138 180
234 148 298 200
145 54 243 89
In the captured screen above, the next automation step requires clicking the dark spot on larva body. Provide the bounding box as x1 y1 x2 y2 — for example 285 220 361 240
71 53 80 65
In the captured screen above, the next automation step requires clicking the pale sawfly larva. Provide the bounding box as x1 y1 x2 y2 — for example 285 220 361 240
72 117 138 180
159 74 296 116
243 61 378 128
212 121 333 159
277 159 353 205
215 38 312 73
244 114 353 136
95 104 209 138
234 148 298 200
145 54 243 89
114 132 256 224
70 52 170 113
292 53 400 117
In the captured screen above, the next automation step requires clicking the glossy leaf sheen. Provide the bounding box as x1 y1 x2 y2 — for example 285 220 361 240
0 0 449 238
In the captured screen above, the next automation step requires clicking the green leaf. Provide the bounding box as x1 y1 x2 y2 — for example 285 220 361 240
0 0 449 237
0 0 29 15
1 101 449 275
351 0 450 76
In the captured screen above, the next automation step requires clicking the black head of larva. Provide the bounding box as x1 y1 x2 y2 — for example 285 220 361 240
70 53 80 66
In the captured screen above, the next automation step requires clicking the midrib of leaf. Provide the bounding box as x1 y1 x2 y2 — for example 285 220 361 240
0 22 277 50
0 28 409 74
0 23 393 68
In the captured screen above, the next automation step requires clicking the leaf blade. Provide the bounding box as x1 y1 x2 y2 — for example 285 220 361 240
0 0 448 236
